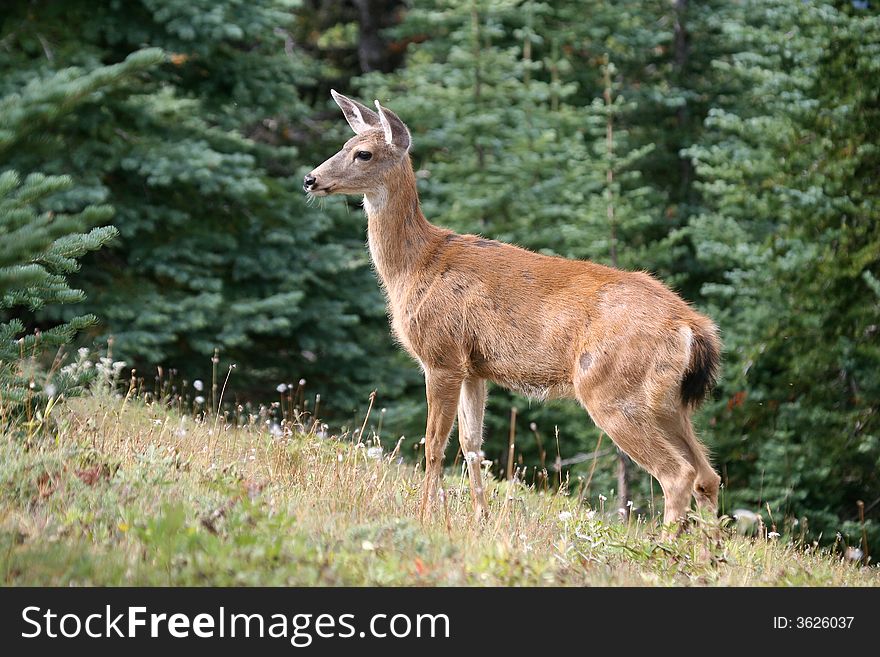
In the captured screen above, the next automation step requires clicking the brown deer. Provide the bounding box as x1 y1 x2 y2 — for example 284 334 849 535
304 90 722 528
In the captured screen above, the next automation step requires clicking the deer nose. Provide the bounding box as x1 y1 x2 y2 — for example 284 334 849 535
303 174 317 190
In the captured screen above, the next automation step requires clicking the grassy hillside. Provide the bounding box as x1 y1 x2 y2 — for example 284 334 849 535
1 393 876 586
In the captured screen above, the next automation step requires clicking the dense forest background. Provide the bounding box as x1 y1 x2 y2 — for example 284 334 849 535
1 0 878 547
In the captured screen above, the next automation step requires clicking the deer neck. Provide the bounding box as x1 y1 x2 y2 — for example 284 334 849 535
362 159 435 290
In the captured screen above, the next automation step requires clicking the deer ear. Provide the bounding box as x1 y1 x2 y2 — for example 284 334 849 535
331 89 380 135
375 100 411 151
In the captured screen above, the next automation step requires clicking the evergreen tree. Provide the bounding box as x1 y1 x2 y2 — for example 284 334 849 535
0 170 116 420
685 0 880 544
0 1 412 416
0 49 161 424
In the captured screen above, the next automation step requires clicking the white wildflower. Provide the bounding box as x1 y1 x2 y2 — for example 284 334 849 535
366 446 383 460
768 531 780 539
361 540 376 551
194 396 205 405
558 511 573 522
845 547 864 562
276 383 287 393
193 379 204 391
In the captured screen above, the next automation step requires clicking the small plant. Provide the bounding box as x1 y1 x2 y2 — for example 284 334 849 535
0 171 117 435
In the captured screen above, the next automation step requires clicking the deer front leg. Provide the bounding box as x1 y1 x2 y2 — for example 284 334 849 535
418 369 462 522
458 377 489 520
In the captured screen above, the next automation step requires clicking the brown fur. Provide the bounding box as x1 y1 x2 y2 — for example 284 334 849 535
305 92 722 527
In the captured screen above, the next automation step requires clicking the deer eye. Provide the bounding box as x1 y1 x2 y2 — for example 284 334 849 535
355 150 372 161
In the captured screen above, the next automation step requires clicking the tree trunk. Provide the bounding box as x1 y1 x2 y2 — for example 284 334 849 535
353 0 392 73
673 0 693 197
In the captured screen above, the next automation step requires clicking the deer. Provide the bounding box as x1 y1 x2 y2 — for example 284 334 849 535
304 90 722 530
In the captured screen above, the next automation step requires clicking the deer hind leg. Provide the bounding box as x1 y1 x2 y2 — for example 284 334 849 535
577 388 696 528
418 369 462 522
458 377 488 520
664 409 720 517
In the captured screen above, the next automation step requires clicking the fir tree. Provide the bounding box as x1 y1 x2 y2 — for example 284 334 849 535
0 1 412 416
0 48 161 424
0 170 117 419
685 0 880 544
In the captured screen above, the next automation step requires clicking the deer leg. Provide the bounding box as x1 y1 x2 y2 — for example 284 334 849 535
576 343 707 533
616 422 695 530
418 369 462 522
660 410 721 532
656 458 697 530
458 377 488 520
578 392 696 531
680 416 720 516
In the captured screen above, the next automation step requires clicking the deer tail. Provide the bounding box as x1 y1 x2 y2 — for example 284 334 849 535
680 322 721 409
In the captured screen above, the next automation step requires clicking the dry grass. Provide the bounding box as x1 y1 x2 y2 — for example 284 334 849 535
0 391 877 586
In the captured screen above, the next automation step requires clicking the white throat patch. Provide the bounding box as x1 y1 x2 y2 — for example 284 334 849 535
362 187 388 216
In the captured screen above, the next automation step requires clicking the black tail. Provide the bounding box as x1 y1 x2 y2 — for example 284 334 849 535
680 325 721 408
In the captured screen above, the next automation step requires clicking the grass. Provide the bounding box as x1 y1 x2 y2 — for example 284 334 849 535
0 391 877 586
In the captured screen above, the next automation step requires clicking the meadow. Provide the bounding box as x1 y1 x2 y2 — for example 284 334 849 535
2 385 876 587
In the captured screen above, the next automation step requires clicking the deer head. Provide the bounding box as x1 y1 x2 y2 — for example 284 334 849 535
303 90 411 197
